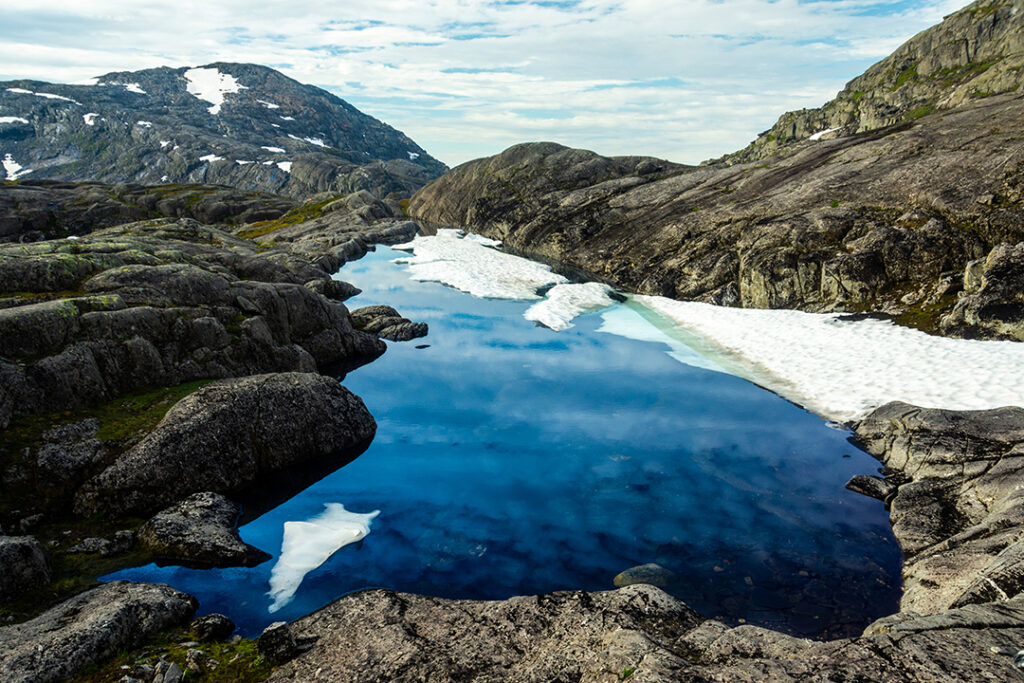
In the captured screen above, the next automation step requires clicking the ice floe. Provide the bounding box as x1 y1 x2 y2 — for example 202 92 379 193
525 283 618 331
632 295 1024 422
199 153 224 163
276 161 292 172
392 229 567 300
261 146 285 153
2 154 31 180
184 67 246 115
809 127 840 141
267 503 379 612
82 113 98 126
0 116 29 124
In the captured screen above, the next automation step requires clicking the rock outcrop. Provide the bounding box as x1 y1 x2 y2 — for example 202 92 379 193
350 305 429 341
137 491 270 567
0 62 446 199
0 536 51 603
75 373 376 517
409 0 1024 340
0 581 197 683
853 401 1024 615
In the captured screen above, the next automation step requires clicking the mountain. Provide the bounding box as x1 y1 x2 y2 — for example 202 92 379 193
0 62 447 199
410 0 1024 341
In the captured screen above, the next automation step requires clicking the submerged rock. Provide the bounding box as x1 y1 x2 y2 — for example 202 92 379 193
0 536 51 603
74 373 376 517
613 562 678 588
0 582 197 683
137 492 270 568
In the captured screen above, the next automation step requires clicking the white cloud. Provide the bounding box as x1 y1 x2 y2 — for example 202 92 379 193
0 0 964 166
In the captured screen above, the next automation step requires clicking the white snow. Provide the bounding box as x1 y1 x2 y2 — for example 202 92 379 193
183 67 246 115
159 140 171 148
524 283 618 331
82 113 98 126
462 233 502 247
261 146 285 153
263 160 274 165
279 115 295 121
631 295 1024 422
135 120 152 128
288 134 329 147
596 304 728 375
199 153 224 162
160 175 168 182
392 230 568 300
73 77 99 86
407 151 420 160
6 88 79 104
5 88 32 95
0 116 29 124
236 159 253 165
123 83 146 94
276 161 292 172
267 504 379 612
66 235 80 240
271 123 281 128
257 99 280 109
2 154 31 180
809 127 840 141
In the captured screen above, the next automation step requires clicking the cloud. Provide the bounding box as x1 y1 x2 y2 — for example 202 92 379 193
0 0 964 166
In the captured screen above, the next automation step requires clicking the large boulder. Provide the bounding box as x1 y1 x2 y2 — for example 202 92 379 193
0 536 51 603
0 581 197 683
137 492 271 568
74 373 376 517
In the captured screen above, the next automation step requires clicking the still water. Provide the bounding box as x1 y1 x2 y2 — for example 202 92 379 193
105 246 902 639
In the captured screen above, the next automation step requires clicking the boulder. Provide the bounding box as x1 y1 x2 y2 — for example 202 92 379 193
0 536 51 603
350 305 428 342
258 621 302 665
613 563 678 588
137 492 270 567
190 613 236 642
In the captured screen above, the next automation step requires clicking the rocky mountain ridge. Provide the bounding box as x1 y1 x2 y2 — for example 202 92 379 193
0 62 446 199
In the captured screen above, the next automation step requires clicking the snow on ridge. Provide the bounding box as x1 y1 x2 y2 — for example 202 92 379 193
0 116 29 124
159 140 171 148
280 115 295 121
392 229 567 300
267 504 379 612
261 146 285 153
6 87 79 104
5 88 33 95
199 153 224 163
288 133 329 147
632 295 1024 422
276 161 292 172
135 120 152 128
257 99 280 109
407 151 420 160
809 127 839 141
2 154 31 180
83 113 98 126
525 283 617 331
236 160 253 165
183 67 246 115
73 77 99 86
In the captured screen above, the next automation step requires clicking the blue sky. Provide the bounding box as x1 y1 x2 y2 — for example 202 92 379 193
1 0 966 166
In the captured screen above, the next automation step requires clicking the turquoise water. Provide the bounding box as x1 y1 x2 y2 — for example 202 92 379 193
105 246 902 639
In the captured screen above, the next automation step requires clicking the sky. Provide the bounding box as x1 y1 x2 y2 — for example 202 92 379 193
0 0 967 167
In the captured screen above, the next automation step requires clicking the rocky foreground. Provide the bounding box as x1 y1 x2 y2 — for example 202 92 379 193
410 0 1024 340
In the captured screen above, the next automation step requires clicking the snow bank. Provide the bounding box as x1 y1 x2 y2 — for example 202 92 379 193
257 99 280 109
82 113 98 126
6 87 79 104
276 161 292 172
184 67 246 115
136 120 152 128
267 504 379 612
408 151 420 160
525 283 617 331
2 154 31 180
809 127 839 141
392 230 567 300
596 304 728 374
0 116 29 124
199 153 224 162
633 295 1024 422
261 146 285 153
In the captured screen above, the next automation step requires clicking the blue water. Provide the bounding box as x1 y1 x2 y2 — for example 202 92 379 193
105 246 902 639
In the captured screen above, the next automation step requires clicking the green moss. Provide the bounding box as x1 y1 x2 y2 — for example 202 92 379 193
237 197 339 240
894 289 962 334
398 197 411 217
72 627 272 682
850 90 866 103
892 64 918 90
906 104 936 120
831 199 840 208
621 668 637 680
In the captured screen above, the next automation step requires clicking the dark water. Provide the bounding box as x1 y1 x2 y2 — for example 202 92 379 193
105 246 902 639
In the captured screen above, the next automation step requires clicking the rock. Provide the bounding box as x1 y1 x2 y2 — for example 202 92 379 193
854 401 1024 614
137 492 271 568
350 304 428 341
258 621 301 665
190 613 236 642
130 664 155 679
75 373 376 517
613 563 678 588
185 648 211 674
0 582 197 683
153 659 184 683
941 242 1024 341
0 536 51 603
845 474 897 504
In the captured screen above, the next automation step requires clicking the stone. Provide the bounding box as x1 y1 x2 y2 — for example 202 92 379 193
0 536 51 603
613 562 678 588
137 492 270 568
845 474 897 504
153 659 184 683
185 648 211 674
350 304 428 342
0 582 197 683
258 621 301 665
190 613 236 642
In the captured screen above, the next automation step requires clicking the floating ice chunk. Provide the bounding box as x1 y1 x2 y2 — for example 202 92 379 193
2 154 31 180
199 153 224 162
257 99 280 109
633 295 1024 422
0 116 29 124
184 67 246 115
276 161 292 172
136 120 152 128
809 127 839 141
267 504 379 612
261 146 285 153
82 113 98 126
525 283 617 331
407 151 420 160
392 231 568 300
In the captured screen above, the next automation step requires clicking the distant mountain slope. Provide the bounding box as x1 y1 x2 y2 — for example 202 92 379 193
720 0 1024 163
0 63 446 198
